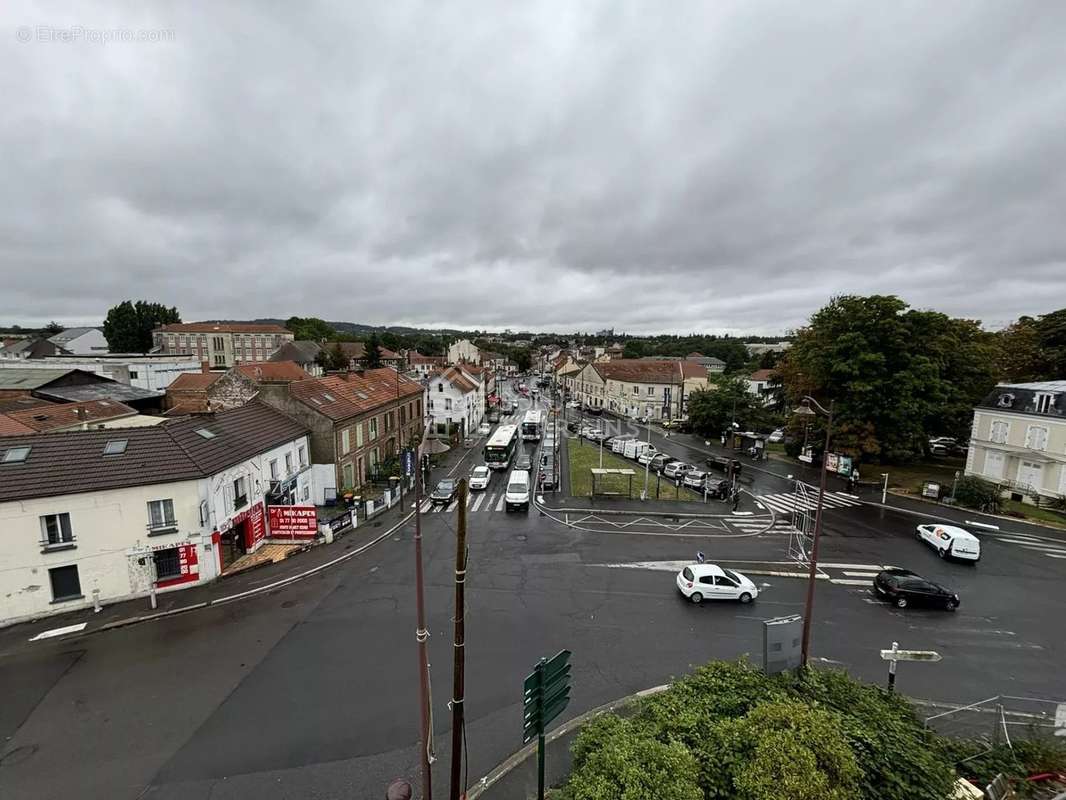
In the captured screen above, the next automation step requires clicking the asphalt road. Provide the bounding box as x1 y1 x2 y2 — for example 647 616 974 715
2 389 1064 800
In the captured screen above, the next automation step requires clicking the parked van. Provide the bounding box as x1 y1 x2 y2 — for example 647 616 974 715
915 524 981 562
611 435 635 454
624 440 650 460
505 470 531 512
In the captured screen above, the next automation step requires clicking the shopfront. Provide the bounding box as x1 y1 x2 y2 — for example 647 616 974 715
216 500 266 571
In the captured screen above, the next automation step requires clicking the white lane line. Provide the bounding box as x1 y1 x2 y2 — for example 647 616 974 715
995 536 1046 545
831 578 876 586
29 622 88 641
432 504 444 513
842 571 880 578
495 494 506 512
445 500 458 513
819 562 885 570
471 494 485 512
1046 553 1066 559
466 492 474 507
1021 544 1066 554
419 500 432 513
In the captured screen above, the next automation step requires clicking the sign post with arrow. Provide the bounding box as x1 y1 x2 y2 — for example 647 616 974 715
880 641 942 692
522 649 572 800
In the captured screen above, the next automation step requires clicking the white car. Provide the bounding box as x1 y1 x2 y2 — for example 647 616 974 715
585 429 607 441
915 524 981 561
663 461 693 478
469 465 491 491
676 563 758 604
566 400 580 409
478 423 492 435
683 470 708 489
768 428 785 443
636 448 660 465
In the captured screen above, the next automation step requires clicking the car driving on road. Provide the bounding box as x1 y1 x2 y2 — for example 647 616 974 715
873 568 959 610
430 479 457 506
676 563 758 604
469 465 491 491
478 422 492 435
515 452 533 471
916 524 981 562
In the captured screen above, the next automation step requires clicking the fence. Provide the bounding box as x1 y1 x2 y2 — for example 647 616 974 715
920 695 1065 761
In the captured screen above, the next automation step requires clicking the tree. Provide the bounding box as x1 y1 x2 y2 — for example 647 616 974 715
285 316 335 342
622 340 647 359
102 300 180 353
513 349 532 372
316 342 348 372
686 377 770 438
1034 307 1066 377
364 334 383 369
44 321 64 335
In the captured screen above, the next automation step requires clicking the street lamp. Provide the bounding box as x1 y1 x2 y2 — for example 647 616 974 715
792 395 834 668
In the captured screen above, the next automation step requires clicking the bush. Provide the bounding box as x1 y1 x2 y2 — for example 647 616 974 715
952 475 1003 513
941 737 1066 795
562 661 958 800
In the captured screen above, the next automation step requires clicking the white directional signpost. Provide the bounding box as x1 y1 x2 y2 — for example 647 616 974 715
880 641 942 692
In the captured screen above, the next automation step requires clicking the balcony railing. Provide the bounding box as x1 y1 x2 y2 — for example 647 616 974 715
40 535 77 553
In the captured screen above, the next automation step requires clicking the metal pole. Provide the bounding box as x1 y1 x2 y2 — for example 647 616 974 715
147 547 158 610
800 399 833 667
449 479 468 800
887 641 898 692
881 473 889 504
535 659 546 800
643 417 651 499
413 459 433 800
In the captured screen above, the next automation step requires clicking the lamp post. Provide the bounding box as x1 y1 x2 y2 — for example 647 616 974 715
792 396 834 668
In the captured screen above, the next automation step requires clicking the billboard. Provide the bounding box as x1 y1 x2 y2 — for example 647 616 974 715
268 505 318 539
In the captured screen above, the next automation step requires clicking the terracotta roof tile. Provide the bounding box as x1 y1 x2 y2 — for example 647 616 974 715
5 399 138 432
288 368 423 421
594 359 705 384
168 372 223 391
0 414 35 436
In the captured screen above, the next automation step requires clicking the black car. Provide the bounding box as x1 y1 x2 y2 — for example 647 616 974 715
585 406 604 416
707 455 742 476
704 478 730 499
566 421 580 433
873 568 959 611
515 453 533 471
430 479 457 506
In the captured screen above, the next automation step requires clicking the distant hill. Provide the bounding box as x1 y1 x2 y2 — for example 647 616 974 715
206 319 470 337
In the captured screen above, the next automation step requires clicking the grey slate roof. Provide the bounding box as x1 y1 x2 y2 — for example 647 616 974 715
35 382 162 404
269 340 322 364
977 381 1066 419
0 368 76 389
0 401 309 503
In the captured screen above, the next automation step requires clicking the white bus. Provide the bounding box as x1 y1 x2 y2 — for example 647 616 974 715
521 409 544 441
485 424 520 469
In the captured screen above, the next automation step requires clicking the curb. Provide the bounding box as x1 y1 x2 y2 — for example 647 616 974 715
39 512 414 641
883 489 1066 534
537 504 742 520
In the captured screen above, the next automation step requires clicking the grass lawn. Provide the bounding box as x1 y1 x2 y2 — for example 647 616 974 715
999 499 1066 529
566 438 703 500
882 459 965 494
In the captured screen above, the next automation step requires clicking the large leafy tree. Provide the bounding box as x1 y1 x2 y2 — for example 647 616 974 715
778 295 1001 462
103 300 180 353
1034 307 1066 377
285 316 335 342
686 376 772 437
44 321 64 335
363 334 383 368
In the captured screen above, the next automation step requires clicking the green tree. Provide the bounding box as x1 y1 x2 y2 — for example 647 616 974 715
1034 307 1066 377
622 340 647 359
102 300 181 353
364 334 383 368
44 320 64 335
686 376 769 437
285 316 335 342
316 342 348 372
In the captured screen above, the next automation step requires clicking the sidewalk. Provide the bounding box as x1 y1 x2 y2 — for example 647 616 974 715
0 498 414 657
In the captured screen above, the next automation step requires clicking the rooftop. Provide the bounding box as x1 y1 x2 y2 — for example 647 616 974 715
0 401 309 503
595 359 707 384
289 368 424 421
155 322 291 334
1 399 138 434
0 368 78 390
167 372 223 392
235 360 310 382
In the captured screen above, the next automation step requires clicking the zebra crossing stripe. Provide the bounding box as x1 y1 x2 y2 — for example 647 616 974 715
495 494 506 512
831 578 875 586
472 494 485 512
419 500 432 513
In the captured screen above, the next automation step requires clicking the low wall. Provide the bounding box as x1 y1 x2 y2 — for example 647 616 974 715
466 685 668 800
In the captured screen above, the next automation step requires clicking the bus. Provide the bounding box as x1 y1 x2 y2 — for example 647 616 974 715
484 424 519 469
521 409 544 441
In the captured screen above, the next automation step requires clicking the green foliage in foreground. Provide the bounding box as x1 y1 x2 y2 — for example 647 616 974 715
560 660 958 800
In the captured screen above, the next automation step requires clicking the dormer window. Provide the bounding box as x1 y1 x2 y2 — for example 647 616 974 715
996 393 1015 408
1034 393 1055 414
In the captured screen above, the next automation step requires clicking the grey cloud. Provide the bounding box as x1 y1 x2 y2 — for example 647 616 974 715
2 0 1065 335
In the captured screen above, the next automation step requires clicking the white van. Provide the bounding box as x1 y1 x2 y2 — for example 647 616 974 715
505 470 531 512
624 440 651 460
611 435 634 454
915 524 981 562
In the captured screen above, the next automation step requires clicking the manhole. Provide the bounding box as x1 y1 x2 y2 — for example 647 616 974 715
0 744 38 768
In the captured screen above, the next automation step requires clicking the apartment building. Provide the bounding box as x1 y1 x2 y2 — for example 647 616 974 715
152 323 294 369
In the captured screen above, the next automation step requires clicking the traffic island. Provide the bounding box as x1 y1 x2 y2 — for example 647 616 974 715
565 437 705 502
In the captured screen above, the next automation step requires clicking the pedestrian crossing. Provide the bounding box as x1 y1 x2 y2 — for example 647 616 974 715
728 517 797 535
985 530 1066 561
415 490 514 514
754 490 862 516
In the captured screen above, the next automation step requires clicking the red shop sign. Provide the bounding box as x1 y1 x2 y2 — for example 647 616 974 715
268 505 318 539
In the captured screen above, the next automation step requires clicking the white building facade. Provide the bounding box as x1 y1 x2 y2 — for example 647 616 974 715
447 339 481 365
0 354 202 391
47 328 109 355
427 367 480 437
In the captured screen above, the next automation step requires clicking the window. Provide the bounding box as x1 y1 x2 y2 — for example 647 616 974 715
438 383 444 392
371 447 380 467
199 500 209 527
103 439 128 456
369 417 378 438
984 451 1005 481
40 513 74 548
232 476 248 510
342 462 354 488
647 386 654 396
298 446 307 467
1025 425 1049 451
213 354 226 367
285 452 294 475
153 548 182 581
147 499 176 531
445 398 453 411
341 428 351 454
400 405 407 424
428 399 434 410
989 420 1009 444
129 370 139 380
1035 393 1054 414
356 423 364 447
49 565 82 602
269 459 279 480
3 446 31 463
178 335 186 347
301 484 310 501
212 336 225 350
632 385 639 395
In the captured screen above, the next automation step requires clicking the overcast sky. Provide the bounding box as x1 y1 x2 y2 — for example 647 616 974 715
3 2 1065 335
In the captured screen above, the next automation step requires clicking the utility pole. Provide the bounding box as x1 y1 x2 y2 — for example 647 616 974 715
449 480 469 800
881 472 889 504
413 450 433 800
796 397 834 667
642 416 651 499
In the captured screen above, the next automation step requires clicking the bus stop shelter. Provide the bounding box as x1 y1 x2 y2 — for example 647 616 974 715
590 467 636 498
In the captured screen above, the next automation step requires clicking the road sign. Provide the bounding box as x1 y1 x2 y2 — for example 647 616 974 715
402 449 414 476
880 649 943 662
522 649 572 800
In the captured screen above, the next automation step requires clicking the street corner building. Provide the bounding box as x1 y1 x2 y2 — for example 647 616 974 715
0 401 324 627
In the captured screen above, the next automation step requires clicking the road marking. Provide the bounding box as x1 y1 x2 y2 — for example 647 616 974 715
419 500 432 513
29 622 88 641
1044 552 1066 559
471 494 485 512
842 571 880 577
495 494 506 511
995 536 1046 545
818 562 885 570
831 578 875 586
1021 544 1066 554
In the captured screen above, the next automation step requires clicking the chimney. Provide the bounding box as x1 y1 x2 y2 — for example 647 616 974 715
75 406 89 430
